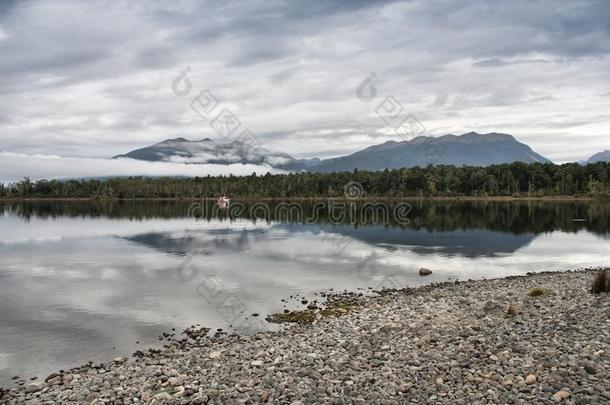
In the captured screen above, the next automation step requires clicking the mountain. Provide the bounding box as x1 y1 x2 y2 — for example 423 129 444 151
113 137 310 170
114 132 551 172
583 150 610 164
311 132 551 172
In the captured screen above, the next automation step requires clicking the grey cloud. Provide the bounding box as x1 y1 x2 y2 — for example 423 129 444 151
473 58 555 68
226 43 296 67
536 115 610 130
432 92 449 107
0 0 609 166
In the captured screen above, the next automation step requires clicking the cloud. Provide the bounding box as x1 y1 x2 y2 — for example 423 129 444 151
472 58 555 68
0 152 281 183
0 0 609 166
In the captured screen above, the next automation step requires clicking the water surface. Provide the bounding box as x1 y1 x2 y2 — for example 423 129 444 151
0 200 608 385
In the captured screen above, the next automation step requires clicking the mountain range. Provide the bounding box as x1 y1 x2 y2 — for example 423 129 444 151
114 132 605 172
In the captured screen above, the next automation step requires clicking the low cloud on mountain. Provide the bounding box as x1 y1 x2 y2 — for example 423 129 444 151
0 152 280 183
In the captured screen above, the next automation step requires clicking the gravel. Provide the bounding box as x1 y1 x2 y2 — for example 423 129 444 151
2 269 609 404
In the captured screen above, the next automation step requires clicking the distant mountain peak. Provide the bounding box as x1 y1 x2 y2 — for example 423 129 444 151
584 150 610 164
440 131 516 142
311 132 551 172
114 137 304 169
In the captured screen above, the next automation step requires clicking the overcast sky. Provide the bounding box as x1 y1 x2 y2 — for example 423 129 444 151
1 0 609 171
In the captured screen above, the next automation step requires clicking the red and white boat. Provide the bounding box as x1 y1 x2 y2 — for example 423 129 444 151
217 195 231 208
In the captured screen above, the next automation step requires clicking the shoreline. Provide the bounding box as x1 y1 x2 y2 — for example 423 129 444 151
2 268 609 403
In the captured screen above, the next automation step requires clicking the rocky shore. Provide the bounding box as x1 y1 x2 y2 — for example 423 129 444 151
2 269 609 404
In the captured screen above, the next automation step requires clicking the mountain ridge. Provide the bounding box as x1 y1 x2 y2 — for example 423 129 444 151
114 132 553 172
310 131 551 172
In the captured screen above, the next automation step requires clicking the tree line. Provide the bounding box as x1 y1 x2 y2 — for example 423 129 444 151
1 162 609 199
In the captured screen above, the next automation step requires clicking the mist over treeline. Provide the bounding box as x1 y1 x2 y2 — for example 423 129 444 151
1 162 609 199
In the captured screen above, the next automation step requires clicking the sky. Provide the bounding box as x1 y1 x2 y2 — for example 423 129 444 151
1 0 610 181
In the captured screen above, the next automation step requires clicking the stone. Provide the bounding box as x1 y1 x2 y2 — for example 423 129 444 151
46 376 62 386
398 383 412 393
483 300 500 312
419 268 432 276
552 390 571 402
25 383 42 393
44 373 61 383
153 391 173 401
583 363 597 374
526 374 537 384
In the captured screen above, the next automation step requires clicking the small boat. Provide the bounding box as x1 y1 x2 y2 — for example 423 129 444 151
217 195 231 208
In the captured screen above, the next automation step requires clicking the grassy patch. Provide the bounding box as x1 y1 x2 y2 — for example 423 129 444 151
528 288 545 297
267 299 362 324
320 302 359 317
266 309 316 324
591 270 610 294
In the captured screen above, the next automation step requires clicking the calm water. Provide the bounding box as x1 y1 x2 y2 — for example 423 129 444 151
0 200 609 385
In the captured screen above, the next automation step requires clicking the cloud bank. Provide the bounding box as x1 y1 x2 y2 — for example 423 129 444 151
0 153 280 184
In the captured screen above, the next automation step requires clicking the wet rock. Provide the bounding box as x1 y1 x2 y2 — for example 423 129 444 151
44 373 61 383
419 268 432 276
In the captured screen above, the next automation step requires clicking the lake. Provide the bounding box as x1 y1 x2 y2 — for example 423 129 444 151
0 199 609 385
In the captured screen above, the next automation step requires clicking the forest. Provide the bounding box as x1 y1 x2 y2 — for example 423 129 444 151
1 162 609 199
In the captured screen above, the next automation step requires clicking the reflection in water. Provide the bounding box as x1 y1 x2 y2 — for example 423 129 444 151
0 200 608 385
3 199 610 234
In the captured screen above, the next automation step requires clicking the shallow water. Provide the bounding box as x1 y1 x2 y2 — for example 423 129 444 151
0 200 608 385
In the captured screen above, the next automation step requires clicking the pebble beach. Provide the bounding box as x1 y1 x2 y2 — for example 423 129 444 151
2 269 609 404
